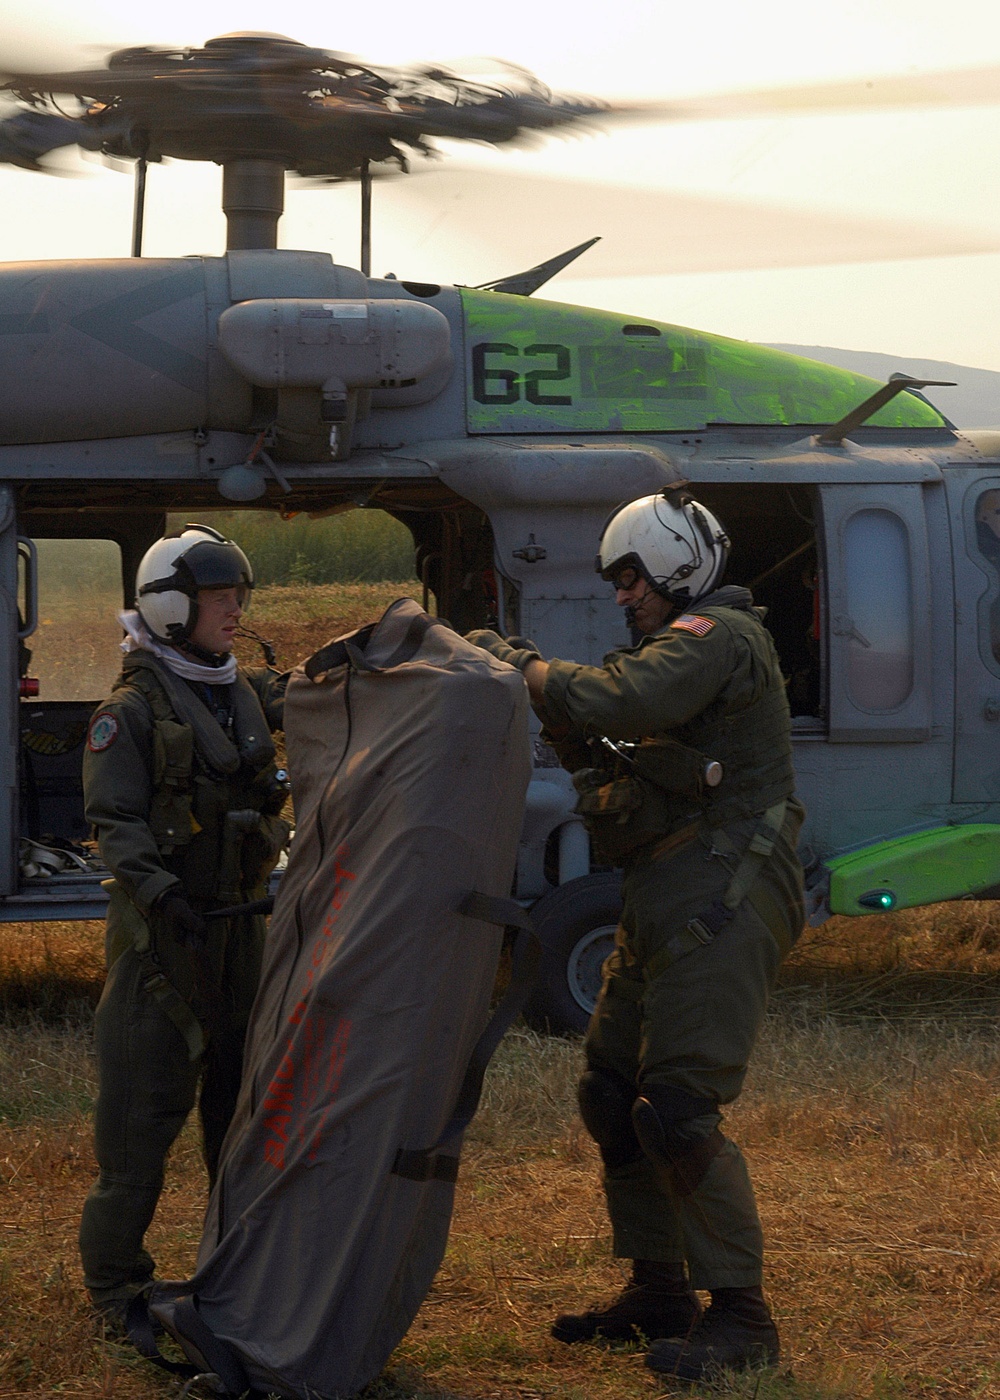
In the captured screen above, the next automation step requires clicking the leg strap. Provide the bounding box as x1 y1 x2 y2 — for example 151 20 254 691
644 800 788 979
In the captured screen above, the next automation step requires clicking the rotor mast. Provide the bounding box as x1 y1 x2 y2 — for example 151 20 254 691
221 158 286 250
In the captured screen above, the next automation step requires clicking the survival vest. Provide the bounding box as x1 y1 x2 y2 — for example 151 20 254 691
113 653 288 904
567 599 796 863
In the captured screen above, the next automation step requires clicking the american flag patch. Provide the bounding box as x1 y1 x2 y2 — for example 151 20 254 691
671 614 716 636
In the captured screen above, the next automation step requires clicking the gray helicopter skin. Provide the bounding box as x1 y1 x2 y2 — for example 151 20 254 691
4 245 1000 1032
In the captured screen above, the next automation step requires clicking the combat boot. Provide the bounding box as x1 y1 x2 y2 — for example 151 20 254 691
552 1260 702 1344
92 1295 132 1338
645 1285 779 1381
91 1285 165 1342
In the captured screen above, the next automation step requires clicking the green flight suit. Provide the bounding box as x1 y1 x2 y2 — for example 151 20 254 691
78 651 289 1307
539 586 804 1291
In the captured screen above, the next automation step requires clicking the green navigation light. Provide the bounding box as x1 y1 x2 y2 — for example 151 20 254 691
858 889 897 911
827 825 1000 917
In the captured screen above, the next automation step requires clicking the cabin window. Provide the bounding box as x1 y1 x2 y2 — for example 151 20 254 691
842 509 914 711
26 539 124 701
973 487 1000 667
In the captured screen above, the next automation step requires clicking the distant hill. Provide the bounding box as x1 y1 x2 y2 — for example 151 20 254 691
770 345 1000 429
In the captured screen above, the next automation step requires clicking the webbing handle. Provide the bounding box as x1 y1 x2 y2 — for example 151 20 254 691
393 892 539 1181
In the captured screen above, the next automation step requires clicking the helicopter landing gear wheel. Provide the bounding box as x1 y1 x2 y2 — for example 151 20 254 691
522 873 622 1037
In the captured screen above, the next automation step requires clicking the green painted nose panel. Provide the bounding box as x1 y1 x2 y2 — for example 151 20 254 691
461 288 948 435
827 824 1000 915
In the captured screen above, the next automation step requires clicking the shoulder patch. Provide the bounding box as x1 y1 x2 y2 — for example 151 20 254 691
87 712 119 752
671 614 716 637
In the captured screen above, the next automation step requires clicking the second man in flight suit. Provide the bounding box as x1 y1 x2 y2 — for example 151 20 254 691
468 488 805 1382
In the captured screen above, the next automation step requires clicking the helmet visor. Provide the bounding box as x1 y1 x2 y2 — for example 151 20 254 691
608 565 641 592
597 549 649 587
180 539 254 591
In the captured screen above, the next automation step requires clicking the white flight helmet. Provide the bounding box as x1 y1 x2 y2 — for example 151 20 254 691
135 524 253 655
596 489 730 606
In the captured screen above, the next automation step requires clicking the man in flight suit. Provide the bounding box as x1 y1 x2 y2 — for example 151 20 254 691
468 488 804 1382
79 525 289 1328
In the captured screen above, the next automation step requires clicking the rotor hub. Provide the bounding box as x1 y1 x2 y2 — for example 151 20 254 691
1 35 605 179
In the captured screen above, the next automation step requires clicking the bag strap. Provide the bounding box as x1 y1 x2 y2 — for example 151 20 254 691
125 1291 249 1395
306 614 445 679
391 893 539 1186
123 1291 198 1380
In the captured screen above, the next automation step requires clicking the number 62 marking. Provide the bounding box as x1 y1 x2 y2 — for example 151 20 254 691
472 342 572 406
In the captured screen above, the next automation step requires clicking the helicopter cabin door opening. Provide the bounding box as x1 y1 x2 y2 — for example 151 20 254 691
0 490 20 899
20 539 124 843
686 483 823 725
8 513 165 919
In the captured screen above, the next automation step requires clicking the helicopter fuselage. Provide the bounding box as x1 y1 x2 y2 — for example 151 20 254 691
2 248 997 1029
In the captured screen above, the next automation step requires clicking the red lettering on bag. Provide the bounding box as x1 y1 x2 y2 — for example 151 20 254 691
261 845 357 1170
330 845 356 911
262 1043 298 1169
308 1017 352 1162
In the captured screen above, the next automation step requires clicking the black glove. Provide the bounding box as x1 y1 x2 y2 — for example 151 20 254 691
156 891 209 949
464 629 543 673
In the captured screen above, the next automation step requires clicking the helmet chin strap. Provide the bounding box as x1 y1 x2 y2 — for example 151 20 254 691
176 635 230 669
651 583 691 615
626 591 684 634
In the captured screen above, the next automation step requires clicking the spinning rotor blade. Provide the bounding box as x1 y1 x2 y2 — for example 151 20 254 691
608 64 1000 124
377 167 1000 278
0 36 611 173
0 108 100 169
4 32 1000 175
4 31 1000 276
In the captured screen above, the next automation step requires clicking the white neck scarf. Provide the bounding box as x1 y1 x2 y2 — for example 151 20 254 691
119 610 239 686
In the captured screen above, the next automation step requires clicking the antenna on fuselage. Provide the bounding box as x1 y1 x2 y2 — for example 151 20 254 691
817 372 957 445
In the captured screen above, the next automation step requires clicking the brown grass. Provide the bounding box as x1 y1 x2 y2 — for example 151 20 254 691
2 914 999 1399
232 580 426 675
4 583 1000 1398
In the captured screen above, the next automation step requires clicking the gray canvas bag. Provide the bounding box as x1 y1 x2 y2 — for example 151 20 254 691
146 599 531 1397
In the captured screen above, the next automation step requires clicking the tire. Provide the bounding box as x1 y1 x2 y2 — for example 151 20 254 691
522 873 623 1036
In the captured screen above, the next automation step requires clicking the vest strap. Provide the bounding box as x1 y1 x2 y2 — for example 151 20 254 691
121 654 273 776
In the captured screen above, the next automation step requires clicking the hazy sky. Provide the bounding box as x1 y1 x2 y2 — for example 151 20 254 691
4 0 1000 369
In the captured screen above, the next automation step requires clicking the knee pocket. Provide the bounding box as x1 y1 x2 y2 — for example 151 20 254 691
577 1068 643 1171
632 1084 725 1196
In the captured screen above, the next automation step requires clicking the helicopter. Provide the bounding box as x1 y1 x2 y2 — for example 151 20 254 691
3 31 1000 1035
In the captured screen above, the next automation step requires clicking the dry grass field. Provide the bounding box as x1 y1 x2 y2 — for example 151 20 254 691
2 582 1000 1399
